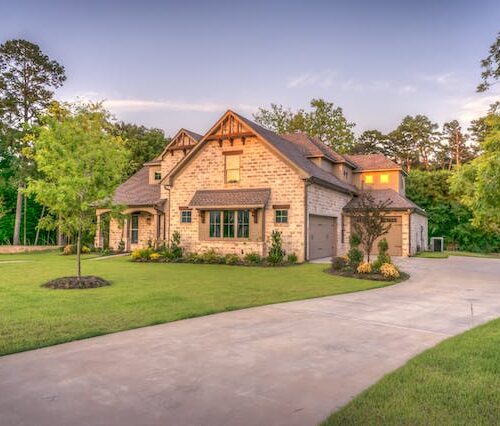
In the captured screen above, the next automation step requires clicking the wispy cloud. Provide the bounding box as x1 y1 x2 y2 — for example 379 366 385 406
451 91 500 123
398 85 417 95
62 93 258 114
420 72 460 87
286 70 336 88
339 78 417 95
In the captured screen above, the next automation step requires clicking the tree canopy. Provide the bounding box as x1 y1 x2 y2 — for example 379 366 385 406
254 98 356 153
477 32 500 92
27 103 129 278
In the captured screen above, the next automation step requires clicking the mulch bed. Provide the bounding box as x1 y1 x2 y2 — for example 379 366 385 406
43 276 110 289
326 268 410 283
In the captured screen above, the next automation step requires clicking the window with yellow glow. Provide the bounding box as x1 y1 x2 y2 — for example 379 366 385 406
380 174 389 183
364 175 374 184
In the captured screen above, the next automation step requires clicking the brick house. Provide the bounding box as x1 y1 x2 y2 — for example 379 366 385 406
95 110 427 260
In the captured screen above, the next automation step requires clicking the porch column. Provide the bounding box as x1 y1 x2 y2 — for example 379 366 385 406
124 216 130 251
95 213 101 248
154 212 160 247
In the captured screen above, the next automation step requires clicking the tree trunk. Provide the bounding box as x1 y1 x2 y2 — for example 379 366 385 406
23 194 27 245
13 188 23 245
76 224 82 281
34 205 46 245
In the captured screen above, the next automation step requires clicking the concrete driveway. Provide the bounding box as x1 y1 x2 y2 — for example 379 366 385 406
1 256 499 426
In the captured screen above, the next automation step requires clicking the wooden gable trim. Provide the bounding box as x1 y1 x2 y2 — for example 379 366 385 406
157 128 199 161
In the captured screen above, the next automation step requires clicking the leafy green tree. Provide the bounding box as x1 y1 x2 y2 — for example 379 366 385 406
112 122 170 174
352 130 392 156
27 103 128 280
0 39 66 244
477 32 500 92
450 112 500 232
254 98 356 153
389 115 439 170
439 120 474 170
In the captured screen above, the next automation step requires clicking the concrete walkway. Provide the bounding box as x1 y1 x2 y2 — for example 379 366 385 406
1 257 499 426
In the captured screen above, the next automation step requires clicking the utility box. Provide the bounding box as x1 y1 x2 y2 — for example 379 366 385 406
430 237 444 252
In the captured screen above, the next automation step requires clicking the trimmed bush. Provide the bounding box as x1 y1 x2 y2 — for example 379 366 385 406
200 248 225 264
81 245 91 254
331 256 347 271
62 245 73 255
287 253 298 264
347 233 364 270
131 248 152 261
380 263 400 279
224 253 241 265
373 238 392 271
185 252 202 263
267 230 285 265
357 262 372 274
170 231 183 259
244 252 262 265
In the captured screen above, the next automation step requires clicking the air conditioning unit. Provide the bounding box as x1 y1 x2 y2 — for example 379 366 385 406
430 237 444 252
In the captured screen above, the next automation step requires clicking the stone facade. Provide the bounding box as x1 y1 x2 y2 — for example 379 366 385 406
410 212 428 254
169 135 307 261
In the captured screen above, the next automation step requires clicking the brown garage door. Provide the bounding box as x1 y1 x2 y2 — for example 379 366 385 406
351 216 402 256
309 215 336 260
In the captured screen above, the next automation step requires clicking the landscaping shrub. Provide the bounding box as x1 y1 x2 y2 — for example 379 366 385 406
131 248 152 261
62 244 73 255
170 231 183 259
331 256 347 271
347 233 363 270
200 248 225 264
149 252 161 261
244 252 262 265
117 240 125 253
357 262 372 274
372 238 392 271
380 263 400 279
267 230 285 265
81 245 91 254
185 252 202 263
287 252 298 264
224 253 241 265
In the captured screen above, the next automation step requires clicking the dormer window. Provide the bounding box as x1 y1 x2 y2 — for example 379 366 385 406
364 175 374 184
380 174 389 183
224 152 240 183
154 172 162 181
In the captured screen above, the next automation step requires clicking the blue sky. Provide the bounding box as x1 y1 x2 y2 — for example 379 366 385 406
2 0 499 136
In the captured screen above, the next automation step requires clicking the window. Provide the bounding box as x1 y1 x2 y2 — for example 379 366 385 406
237 210 249 238
380 174 389 183
275 210 288 224
209 210 250 239
225 154 240 183
131 214 139 244
154 171 161 181
209 211 221 237
181 210 192 223
364 175 374 184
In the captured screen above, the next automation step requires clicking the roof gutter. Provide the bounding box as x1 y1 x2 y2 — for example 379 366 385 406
308 176 358 196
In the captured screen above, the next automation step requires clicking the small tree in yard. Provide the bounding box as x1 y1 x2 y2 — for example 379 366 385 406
348 191 393 261
27 103 128 283
267 230 285 265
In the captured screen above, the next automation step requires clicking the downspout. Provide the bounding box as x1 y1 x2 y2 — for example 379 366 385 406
304 178 312 262
408 209 412 256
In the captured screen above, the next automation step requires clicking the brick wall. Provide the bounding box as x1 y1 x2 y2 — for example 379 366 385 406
169 135 307 261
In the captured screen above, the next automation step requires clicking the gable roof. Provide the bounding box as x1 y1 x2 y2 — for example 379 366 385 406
344 189 426 215
145 128 203 165
344 154 402 172
113 167 162 206
281 132 357 168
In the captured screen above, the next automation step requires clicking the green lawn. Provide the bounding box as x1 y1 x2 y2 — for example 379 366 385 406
415 251 500 259
322 318 500 425
0 251 392 356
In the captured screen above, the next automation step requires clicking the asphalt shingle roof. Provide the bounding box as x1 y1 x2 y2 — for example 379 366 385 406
344 189 426 215
113 167 161 206
189 188 271 208
344 154 401 171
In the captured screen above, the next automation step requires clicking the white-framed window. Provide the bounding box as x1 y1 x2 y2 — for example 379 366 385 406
181 210 192 223
275 210 288 224
131 214 139 244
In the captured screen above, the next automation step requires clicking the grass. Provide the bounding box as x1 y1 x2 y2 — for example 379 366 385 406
322 318 500 425
0 251 394 357
415 251 500 259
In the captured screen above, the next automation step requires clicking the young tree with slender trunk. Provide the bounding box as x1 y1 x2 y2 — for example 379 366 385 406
0 39 66 245
347 191 393 261
27 103 128 280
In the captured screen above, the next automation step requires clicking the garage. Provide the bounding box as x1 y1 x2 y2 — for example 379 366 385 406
309 215 337 260
351 216 402 256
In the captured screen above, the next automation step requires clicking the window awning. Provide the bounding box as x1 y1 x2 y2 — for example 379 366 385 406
189 188 271 209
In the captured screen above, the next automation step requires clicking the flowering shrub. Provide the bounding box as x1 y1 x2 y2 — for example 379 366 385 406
149 252 161 261
357 262 372 274
131 248 152 261
380 263 400 279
